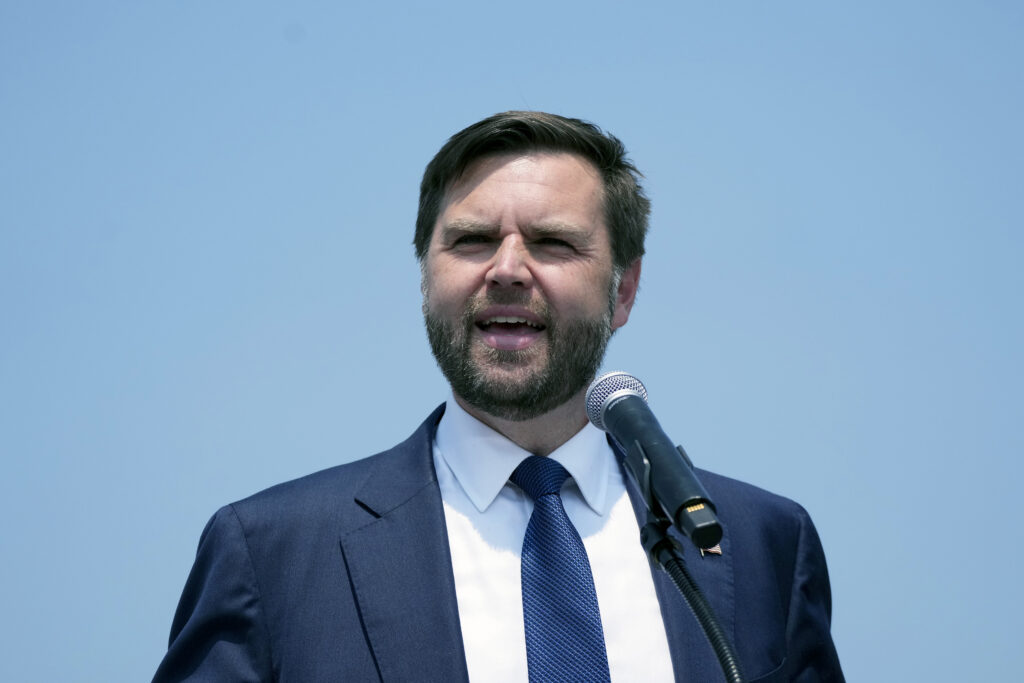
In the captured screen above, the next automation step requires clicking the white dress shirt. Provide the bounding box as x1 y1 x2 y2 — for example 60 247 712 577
433 397 675 682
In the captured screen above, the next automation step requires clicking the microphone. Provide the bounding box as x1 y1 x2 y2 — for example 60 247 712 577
586 371 722 550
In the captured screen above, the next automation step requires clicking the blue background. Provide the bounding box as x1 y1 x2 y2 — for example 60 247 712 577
2 2 1021 680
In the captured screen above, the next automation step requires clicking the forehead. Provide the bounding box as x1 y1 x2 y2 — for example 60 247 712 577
437 152 606 232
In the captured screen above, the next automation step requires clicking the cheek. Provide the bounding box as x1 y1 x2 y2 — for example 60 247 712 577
538 271 611 317
424 269 476 317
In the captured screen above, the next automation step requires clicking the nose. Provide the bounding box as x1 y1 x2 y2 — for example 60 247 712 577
486 234 533 288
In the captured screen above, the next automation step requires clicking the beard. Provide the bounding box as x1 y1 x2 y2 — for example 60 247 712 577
423 285 618 422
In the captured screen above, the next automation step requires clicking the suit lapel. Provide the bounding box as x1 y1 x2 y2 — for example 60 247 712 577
653 521 736 681
339 406 470 683
612 436 737 682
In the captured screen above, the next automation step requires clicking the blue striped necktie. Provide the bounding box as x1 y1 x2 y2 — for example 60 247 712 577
511 455 612 683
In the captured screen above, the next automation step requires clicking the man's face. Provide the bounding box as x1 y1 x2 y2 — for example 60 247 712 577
421 152 639 421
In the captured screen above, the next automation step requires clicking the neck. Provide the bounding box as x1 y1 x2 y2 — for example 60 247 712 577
453 390 590 456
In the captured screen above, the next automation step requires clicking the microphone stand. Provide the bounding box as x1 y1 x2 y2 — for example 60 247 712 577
618 440 746 683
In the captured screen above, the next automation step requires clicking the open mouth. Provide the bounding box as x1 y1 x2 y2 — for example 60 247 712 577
475 315 546 350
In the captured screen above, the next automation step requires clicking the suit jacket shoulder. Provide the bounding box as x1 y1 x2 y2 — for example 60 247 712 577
154 405 470 683
659 468 843 681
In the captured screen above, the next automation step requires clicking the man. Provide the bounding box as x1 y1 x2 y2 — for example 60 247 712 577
155 111 844 681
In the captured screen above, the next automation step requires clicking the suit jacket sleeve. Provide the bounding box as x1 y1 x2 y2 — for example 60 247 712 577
153 506 274 683
781 505 843 682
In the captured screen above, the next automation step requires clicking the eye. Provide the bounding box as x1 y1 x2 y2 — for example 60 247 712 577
450 234 495 250
533 237 576 252
454 233 492 244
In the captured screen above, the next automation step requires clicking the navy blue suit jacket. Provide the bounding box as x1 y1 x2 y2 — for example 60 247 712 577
155 406 843 681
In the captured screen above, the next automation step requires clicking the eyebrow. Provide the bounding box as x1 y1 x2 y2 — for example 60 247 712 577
439 219 595 244
438 219 499 237
528 222 593 243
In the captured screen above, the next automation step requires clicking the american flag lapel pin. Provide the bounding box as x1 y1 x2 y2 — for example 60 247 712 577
699 543 723 557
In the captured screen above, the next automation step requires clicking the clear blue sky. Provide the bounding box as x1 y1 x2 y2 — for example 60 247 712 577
2 2 1021 680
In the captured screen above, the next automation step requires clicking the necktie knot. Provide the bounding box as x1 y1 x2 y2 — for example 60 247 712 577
511 455 570 500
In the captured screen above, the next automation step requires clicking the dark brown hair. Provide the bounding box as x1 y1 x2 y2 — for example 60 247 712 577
414 111 650 270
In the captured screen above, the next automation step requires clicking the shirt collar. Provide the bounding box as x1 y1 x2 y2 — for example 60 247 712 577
435 395 613 516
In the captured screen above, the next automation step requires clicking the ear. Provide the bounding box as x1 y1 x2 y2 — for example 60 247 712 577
611 259 642 331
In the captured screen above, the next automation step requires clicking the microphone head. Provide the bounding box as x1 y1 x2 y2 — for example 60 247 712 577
585 371 648 431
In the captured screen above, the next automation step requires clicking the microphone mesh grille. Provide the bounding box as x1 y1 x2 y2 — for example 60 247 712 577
585 371 648 431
